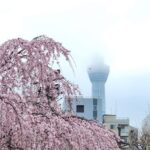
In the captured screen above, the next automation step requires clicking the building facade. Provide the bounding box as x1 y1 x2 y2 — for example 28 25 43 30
103 114 138 150
103 114 130 143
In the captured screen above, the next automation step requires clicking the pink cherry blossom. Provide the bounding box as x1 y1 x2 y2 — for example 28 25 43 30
0 35 120 149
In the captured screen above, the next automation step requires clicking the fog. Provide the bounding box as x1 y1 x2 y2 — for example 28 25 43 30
0 0 150 128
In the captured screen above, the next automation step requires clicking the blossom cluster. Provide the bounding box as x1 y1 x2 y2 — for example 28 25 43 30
0 36 120 149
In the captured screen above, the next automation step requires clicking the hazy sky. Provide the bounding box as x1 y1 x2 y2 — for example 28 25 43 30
0 0 150 128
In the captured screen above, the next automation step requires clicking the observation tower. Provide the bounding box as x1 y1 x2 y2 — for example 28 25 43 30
88 60 109 122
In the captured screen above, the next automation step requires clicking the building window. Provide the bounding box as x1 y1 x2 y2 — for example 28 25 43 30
93 111 97 119
110 124 115 129
121 127 128 133
93 105 97 111
93 98 97 105
76 105 84 113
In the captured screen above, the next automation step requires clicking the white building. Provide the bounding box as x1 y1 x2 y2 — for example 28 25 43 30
103 114 138 149
103 114 130 143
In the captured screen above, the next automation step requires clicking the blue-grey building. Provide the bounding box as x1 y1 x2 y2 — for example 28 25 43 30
63 60 109 123
88 61 109 122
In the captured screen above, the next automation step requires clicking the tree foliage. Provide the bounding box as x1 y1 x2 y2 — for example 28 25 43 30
140 114 150 149
0 35 120 150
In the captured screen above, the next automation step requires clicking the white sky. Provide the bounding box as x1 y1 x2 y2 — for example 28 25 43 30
0 0 150 128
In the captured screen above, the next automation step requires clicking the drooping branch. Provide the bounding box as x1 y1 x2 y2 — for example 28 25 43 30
0 36 120 150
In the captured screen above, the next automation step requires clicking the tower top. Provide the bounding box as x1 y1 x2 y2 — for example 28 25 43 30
88 58 109 82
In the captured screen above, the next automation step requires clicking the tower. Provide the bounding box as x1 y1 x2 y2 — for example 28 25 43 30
88 60 109 122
